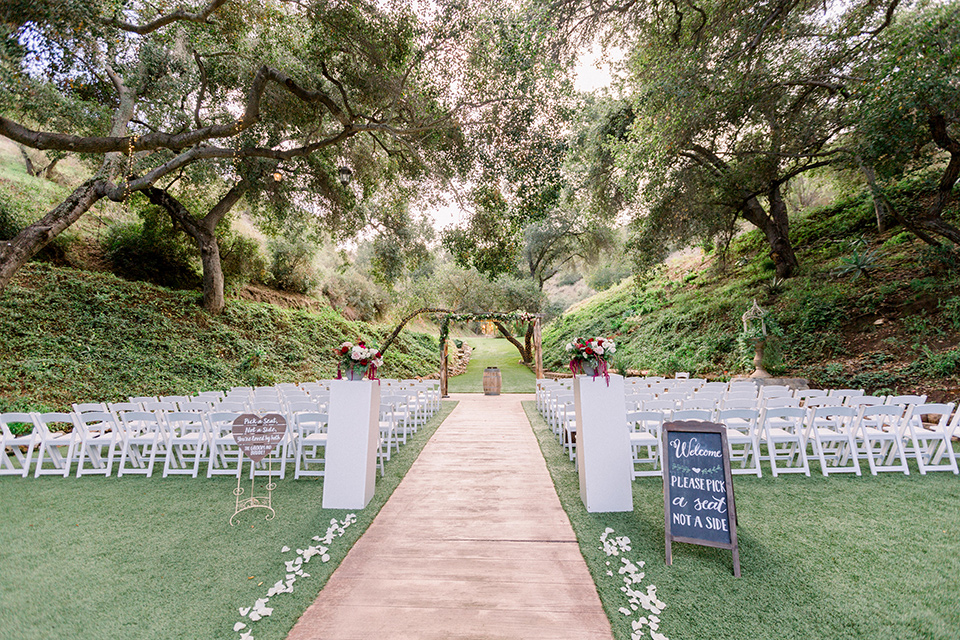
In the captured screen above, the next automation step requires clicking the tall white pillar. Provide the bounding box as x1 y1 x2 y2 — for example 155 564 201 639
322 380 380 510
574 374 634 512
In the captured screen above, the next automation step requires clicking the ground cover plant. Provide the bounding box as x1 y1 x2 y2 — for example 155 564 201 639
446 337 536 394
522 402 960 640
542 176 960 401
0 263 438 414
0 402 456 640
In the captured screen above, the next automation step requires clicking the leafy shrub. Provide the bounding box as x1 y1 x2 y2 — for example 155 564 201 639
101 206 200 289
0 190 73 262
588 263 632 291
321 270 390 321
267 237 319 294
220 234 267 292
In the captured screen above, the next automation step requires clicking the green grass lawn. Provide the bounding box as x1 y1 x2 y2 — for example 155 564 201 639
0 401 456 640
447 337 536 393
522 402 960 640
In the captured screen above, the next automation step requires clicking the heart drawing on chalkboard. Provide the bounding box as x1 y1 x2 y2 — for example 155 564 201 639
692 467 701 473
232 414 287 462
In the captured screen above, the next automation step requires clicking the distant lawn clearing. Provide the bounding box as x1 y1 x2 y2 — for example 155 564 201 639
0 402 456 640
522 402 960 640
447 337 535 393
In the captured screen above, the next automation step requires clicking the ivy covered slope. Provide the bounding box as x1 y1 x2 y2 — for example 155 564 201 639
0 263 438 413
544 175 960 401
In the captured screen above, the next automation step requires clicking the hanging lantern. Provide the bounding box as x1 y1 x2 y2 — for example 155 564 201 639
337 165 352 186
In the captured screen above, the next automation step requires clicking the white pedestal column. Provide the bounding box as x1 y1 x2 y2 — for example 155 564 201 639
575 374 633 512
322 380 380 510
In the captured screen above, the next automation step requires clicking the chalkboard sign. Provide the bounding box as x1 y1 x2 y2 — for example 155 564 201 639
662 420 740 577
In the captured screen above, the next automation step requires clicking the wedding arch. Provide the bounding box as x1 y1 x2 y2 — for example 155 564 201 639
380 308 544 396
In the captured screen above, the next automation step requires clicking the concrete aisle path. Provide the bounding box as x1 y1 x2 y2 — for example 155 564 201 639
286 393 614 640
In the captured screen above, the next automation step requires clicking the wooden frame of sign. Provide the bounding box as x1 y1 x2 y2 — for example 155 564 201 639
662 420 740 577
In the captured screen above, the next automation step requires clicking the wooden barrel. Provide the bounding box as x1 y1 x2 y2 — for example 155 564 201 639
483 367 502 396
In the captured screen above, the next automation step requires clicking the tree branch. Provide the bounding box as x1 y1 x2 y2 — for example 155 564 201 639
104 0 230 35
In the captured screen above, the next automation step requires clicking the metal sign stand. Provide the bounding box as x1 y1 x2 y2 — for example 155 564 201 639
230 453 277 526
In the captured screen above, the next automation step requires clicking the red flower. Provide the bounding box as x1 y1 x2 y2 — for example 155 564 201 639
358 341 366 347
360 359 369 366
340 346 350 354
585 347 594 355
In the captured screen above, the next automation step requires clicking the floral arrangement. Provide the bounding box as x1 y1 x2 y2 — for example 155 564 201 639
335 341 384 380
566 336 616 381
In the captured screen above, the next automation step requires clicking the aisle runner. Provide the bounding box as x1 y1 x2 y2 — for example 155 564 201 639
286 394 614 640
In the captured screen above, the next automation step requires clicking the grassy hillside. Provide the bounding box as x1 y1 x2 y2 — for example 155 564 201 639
0 263 438 413
545 174 960 401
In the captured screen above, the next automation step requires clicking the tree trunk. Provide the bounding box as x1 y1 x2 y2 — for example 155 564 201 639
0 179 106 291
494 321 531 364
857 160 896 233
524 323 534 361
143 182 246 314
17 145 38 176
42 157 62 181
740 186 798 279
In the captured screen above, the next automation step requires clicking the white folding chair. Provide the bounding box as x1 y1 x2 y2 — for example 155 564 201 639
0 413 39 477
759 385 792 401
162 412 208 478
717 408 762 477
627 410 662 478
856 405 910 475
903 403 958 475
804 405 861 476
759 406 810 477
73 411 121 477
844 395 886 409
885 394 927 407
117 412 166 477
764 396 801 409
128 396 158 405
206 411 244 478
293 412 328 478
794 389 827 403
32 413 77 477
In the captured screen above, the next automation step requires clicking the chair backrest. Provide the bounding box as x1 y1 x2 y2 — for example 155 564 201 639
681 398 719 411
794 389 827 401
699 382 728 393
808 405 858 433
844 395 886 408
721 396 758 410
287 400 319 414
196 391 224 401
885 394 927 407
828 388 865 401
216 400 249 413
164 412 206 437
296 412 329 436
179 400 213 413
75 411 118 435
34 412 77 435
764 396 801 409
0 413 36 438
760 406 806 433
72 402 108 414
159 395 190 405
121 411 163 436
804 396 844 409
759 385 791 400
905 403 954 430
674 372 690 379
207 412 243 436
142 400 179 413
671 409 713 422
128 396 158 404
858 405 905 431
626 410 663 434
108 402 142 416
717 408 759 435
644 399 675 415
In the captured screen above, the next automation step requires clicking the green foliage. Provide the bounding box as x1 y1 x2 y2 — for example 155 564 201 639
321 270 390 322
267 237 319 295
587 262 631 291
833 240 883 280
101 207 200 290
220 233 267 292
0 263 438 412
